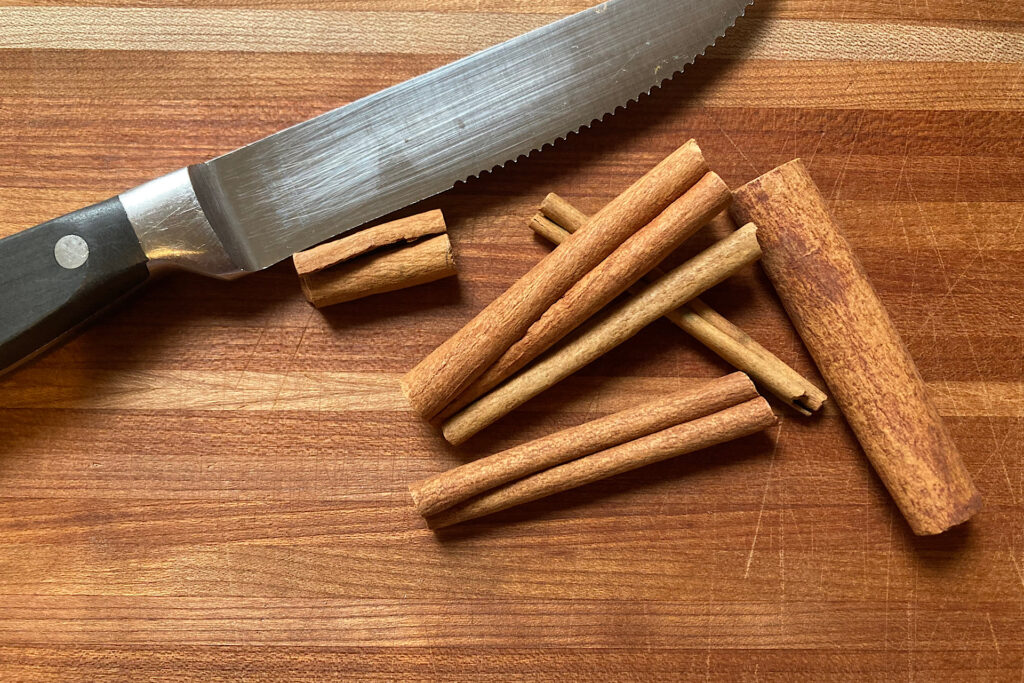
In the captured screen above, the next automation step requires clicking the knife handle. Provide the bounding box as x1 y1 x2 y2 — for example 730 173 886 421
0 197 149 374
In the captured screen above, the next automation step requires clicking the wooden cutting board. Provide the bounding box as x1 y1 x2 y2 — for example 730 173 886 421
1 1 1022 678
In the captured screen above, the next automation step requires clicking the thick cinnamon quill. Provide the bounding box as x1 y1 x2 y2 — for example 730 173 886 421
731 159 981 535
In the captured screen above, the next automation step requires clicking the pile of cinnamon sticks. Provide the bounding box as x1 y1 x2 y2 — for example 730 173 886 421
403 141 784 444
412 373 774 528
399 140 980 536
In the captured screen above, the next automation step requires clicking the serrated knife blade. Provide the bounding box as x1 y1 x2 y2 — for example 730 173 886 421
188 0 752 272
0 0 750 373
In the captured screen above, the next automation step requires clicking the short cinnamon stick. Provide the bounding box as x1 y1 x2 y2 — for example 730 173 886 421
444 172 731 415
441 223 762 445
532 194 827 415
731 159 981 535
293 210 456 308
411 372 756 518
298 234 456 308
401 140 709 419
293 209 447 275
426 396 777 528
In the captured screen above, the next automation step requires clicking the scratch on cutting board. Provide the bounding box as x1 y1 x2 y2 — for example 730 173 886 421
829 112 864 201
986 612 1001 654
902 153 1019 504
1010 552 1024 593
701 108 759 176
744 421 782 578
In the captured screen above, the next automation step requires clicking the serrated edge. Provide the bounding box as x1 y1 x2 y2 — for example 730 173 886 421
462 0 753 184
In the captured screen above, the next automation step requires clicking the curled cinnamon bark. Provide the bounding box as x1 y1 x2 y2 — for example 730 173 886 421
411 372 756 518
444 172 731 416
441 224 762 445
531 194 826 415
401 140 709 419
426 396 777 529
294 210 455 307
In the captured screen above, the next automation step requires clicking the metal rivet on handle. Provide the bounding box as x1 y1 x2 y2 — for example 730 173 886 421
54 234 89 270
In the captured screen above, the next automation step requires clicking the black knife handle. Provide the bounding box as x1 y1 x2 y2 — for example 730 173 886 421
0 197 149 373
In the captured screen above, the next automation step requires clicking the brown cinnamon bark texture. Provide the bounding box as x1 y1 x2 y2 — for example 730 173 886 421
730 159 981 535
293 209 447 274
444 172 731 415
532 194 827 415
411 372 757 518
298 235 456 308
293 210 456 308
441 223 762 445
401 140 709 419
426 396 777 529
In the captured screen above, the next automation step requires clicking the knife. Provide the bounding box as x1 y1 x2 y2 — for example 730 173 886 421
0 0 750 374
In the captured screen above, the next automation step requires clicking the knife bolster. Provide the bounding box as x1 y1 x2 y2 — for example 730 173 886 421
119 168 243 280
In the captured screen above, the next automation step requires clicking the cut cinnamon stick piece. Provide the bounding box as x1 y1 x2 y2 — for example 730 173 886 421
539 192 589 232
297 234 456 308
534 194 827 415
731 159 981 535
401 140 709 420
529 214 567 244
441 223 762 445
426 396 777 529
411 372 756 518
445 172 731 416
293 209 447 275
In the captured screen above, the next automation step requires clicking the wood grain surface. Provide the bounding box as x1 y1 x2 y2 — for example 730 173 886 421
1 0 1022 679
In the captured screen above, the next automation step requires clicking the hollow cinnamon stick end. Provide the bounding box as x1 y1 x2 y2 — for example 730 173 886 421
792 387 828 416
529 213 568 244
731 158 980 536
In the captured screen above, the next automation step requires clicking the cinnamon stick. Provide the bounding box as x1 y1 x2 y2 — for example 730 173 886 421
293 210 456 308
426 396 777 528
731 159 981 535
293 209 447 275
401 140 709 419
441 223 762 445
444 172 731 415
297 234 456 308
539 192 589 230
411 372 757 518
532 194 827 415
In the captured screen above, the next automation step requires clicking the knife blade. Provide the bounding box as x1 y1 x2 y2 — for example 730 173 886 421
0 0 751 373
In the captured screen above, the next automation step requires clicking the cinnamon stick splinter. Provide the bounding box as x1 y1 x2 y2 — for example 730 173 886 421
402 140 709 420
532 194 826 415
411 372 757 518
426 396 777 528
441 223 762 445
